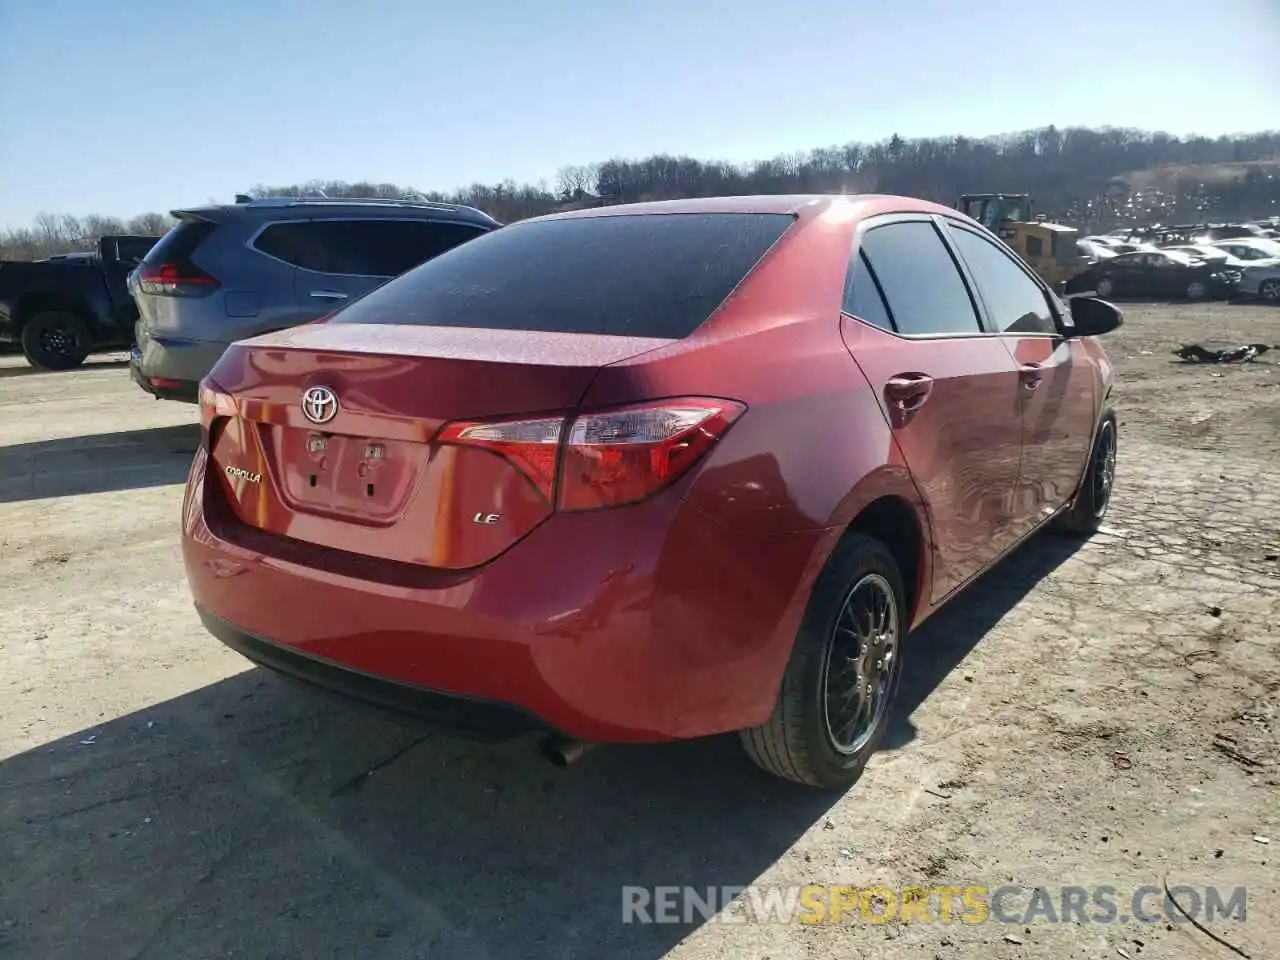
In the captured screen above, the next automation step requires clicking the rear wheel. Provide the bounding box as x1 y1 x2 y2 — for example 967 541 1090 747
740 533 905 789
21 311 91 370
1056 409 1117 536
1095 276 1114 298
1258 279 1280 303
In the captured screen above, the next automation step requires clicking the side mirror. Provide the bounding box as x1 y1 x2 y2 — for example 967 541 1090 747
1062 296 1123 338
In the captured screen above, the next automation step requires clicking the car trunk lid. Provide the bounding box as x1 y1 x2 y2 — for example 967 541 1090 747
203 322 673 569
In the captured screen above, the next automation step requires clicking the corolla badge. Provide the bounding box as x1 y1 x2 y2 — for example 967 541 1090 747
225 465 261 483
302 385 339 424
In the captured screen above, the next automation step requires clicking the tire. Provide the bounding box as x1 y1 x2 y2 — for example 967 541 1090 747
1056 408 1117 536
1259 279 1280 303
740 533 906 789
20 311 92 370
1095 276 1114 298
1186 281 1208 301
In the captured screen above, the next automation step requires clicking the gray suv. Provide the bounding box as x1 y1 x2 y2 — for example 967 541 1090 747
129 196 499 401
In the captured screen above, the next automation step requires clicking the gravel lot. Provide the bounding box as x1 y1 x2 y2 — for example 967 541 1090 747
2 304 1277 960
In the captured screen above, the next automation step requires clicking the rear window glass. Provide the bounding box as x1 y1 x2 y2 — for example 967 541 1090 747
142 219 216 265
330 212 795 339
253 219 488 276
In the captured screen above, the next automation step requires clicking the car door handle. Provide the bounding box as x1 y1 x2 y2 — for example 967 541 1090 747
1019 363 1044 390
884 373 934 412
310 290 349 301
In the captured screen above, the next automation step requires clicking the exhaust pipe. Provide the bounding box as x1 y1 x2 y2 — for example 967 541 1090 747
539 734 597 768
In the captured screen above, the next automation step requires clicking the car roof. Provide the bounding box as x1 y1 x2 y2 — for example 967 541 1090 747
526 194 964 224
171 198 500 228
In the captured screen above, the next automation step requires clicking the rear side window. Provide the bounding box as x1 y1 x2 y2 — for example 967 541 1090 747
142 219 216 266
842 252 895 332
858 222 982 336
330 212 795 339
254 219 487 277
945 224 1057 335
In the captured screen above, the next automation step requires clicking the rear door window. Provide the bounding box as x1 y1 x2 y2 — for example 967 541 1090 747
254 219 488 277
856 221 983 336
330 212 796 339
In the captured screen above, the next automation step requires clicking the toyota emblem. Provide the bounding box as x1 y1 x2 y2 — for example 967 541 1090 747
301 385 339 424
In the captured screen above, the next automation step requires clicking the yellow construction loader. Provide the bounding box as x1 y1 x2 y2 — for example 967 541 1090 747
956 193 1089 292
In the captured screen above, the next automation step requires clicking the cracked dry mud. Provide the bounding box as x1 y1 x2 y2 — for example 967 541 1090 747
1 303 1277 960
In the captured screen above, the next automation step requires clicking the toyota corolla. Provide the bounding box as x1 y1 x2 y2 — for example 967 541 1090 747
183 194 1121 788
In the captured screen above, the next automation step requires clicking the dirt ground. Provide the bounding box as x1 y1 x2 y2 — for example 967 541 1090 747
1 304 1277 960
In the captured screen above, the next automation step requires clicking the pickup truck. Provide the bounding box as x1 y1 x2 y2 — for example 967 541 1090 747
0 235 159 369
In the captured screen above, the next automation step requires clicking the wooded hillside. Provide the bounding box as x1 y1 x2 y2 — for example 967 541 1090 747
3 125 1277 260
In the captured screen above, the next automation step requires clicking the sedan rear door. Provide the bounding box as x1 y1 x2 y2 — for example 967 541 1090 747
840 215 1024 604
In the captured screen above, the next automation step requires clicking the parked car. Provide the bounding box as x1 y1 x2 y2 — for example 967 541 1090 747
1078 239 1118 262
1209 237 1280 263
129 196 500 401
1069 249 1240 300
1083 236 1150 255
1236 264 1280 303
1161 243 1249 268
0 235 158 369
1159 242 1280 301
183 194 1122 789
1194 223 1270 242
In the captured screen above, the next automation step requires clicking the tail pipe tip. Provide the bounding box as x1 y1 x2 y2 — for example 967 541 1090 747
539 734 597 768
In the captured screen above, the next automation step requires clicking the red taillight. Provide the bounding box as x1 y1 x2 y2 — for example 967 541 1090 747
437 415 562 501
438 397 746 511
138 261 220 297
198 378 236 434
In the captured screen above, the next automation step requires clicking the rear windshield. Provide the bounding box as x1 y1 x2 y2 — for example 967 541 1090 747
330 212 795 339
142 218 216 265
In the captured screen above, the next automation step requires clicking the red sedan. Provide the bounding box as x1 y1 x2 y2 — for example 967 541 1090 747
184 194 1120 789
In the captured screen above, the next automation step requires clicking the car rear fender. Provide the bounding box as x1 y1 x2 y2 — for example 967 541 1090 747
822 465 936 627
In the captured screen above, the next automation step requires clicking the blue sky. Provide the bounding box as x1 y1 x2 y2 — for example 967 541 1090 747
1 0 1277 230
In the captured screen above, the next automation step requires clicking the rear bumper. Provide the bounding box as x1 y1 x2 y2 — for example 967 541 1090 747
130 353 199 402
132 334 226 401
198 607 548 739
182 446 832 743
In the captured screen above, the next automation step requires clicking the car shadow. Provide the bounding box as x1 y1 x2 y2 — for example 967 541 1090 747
0 672 832 960
0 423 200 502
0 533 1086 960
883 532 1084 751
0 358 131 379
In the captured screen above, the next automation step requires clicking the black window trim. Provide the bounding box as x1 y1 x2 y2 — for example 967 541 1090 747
840 212 993 341
937 215 1064 340
246 216 492 279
